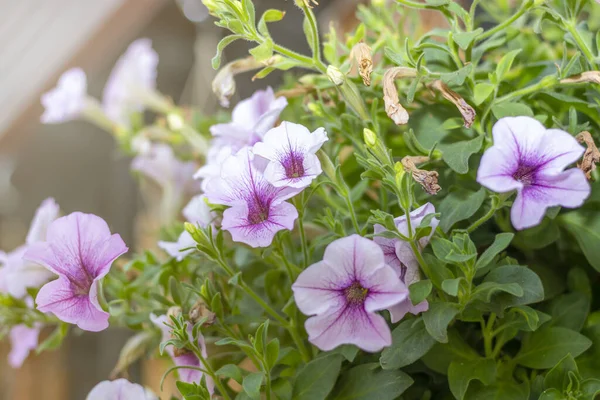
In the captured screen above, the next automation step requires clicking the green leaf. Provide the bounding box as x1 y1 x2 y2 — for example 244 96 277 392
448 358 496 400
482 265 544 309
257 9 286 36
265 338 280 370
380 318 436 370
491 102 534 118
215 364 243 384
471 281 523 303
515 327 592 369
292 354 343 400
473 83 495 105
439 188 486 232
243 373 264 400
330 364 413 400
475 233 514 269
543 354 579 391
334 345 359 362
560 211 600 272
423 302 461 343
37 323 69 353
442 278 462 296
249 38 274 63
495 49 521 82
453 28 484 50
422 329 480 374
440 135 484 174
212 35 243 69
441 64 474 86
581 378 600 399
409 280 432 305
169 276 183 306
467 381 529 400
548 292 590 332
537 388 563 400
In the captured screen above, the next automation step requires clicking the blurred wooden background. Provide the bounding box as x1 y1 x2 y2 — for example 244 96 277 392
0 0 455 398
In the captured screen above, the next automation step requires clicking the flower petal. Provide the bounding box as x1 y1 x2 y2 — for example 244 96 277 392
292 260 348 316
158 231 196 261
388 299 429 323
36 277 109 332
86 379 157 400
477 146 522 193
305 305 392 352
183 195 213 226
536 129 585 174
26 198 60 245
492 116 547 160
8 324 41 368
323 235 386 283
363 262 408 313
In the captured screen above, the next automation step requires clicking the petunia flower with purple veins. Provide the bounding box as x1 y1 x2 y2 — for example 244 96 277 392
204 147 298 248
210 87 287 152
86 378 157 400
477 116 590 230
41 68 88 124
158 195 214 261
292 235 408 352
0 198 59 299
373 203 438 323
150 314 214 393
24 212 128 332
253 121 328 189
103 38 159 127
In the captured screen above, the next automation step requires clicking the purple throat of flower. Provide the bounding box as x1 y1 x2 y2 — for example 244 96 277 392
343 281 369 305
281 150 305 179
247 195 271 225
72 270 94 296
512 162 538 186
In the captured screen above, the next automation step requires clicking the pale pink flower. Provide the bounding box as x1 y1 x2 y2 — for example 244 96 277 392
253 121 327 189
86 379 157 400
24 213 128 332
41 68 87 124
373 203 438 322
477 116 590 230
7 323 41 369
292 235 408 352
194 145 233 191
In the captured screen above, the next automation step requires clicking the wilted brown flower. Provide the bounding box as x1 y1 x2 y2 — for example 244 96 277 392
212 57 265 107
576 131 600 179
429 80 476 128
401 155 441 195
561 71 600 85
189 299 217 326
351 43 373 86
383 67 417 125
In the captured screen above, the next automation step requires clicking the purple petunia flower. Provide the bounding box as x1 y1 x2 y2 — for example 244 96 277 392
24 212 128 332
150 314 214 393
292 235 408 352
204 147 298 248
103 38 158 127
41 68 88 124
86 378 157 400
253 121 328 189
210 87 287 153
194 145 233 192
373 203 438 323
477 116 590 230
8 322 41 369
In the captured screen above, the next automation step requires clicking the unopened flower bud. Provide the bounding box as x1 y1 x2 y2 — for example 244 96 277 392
351 43 373 86
383 67 417 125
307 102 324 117
363 128 377 148
327 65 346 86
429 80 476 128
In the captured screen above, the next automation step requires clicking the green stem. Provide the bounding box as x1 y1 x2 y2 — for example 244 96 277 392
410 241 432 279
495 77 558 104
466 202 497 233
289 320 311 363
190 346 232 400
477 0 534 42
565 21 599 69
300 3 322 64
295 197 309 269
344 193 361 234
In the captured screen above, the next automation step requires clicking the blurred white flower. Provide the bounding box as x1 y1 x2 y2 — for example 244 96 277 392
178 0 209 22
41 68 87 124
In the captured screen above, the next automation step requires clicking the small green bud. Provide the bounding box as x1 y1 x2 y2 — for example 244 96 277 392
184 222 202 243
307 102 324 117
372 0 385 6
327 65 345 86
363 128 377 148
167 113 184 131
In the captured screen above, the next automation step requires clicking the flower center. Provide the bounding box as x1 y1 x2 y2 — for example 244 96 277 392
399 262 407 283
247 196 270 225
282 151 305 179
513 163 537 186
343 281 369 305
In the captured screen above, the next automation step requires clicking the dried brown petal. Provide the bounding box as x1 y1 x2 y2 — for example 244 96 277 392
430 80 476 128
351 43 373 86
576 131 600 180
189 300 217 326
383 67 417 125
401 156 441 195
561 71 600 85
212 57 265 107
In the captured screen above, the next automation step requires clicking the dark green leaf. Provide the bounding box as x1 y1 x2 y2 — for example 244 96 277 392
439 188 486 232
476 233 514 269
330 364 413 400
467 381 529 400
548 292 590 332
442 278 462 296
440 135 484 174
482 265 544 309
448 358 496 400
409 280 432 305
471 281 523 303
491 102 534 118
543 354 578 391
560 211 600 272
216 364 243 384
422 329 480 374
292 354 343 400
266 338 280 370
515 327 592 369
243 372 264 400
423 302 461 343
380 318 436 370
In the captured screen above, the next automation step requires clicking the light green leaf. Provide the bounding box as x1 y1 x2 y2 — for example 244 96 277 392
292 354 343 400
409 280 432 305
560 211 600 272
257 9 286 36
331 364 413 400
423 302 461 343
439 188 486 232
442 278 463 296
476 233 514 269
440 135 484 174
216 364 243 384
448 358 496 400
453 28 484 50
495 49 521 82
380 318 436 370
441 64 474 86
212 35 243 69
515 327 592 369
491 102 534 118
243 372 264 400
473 83 495 105
249 38 274 62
